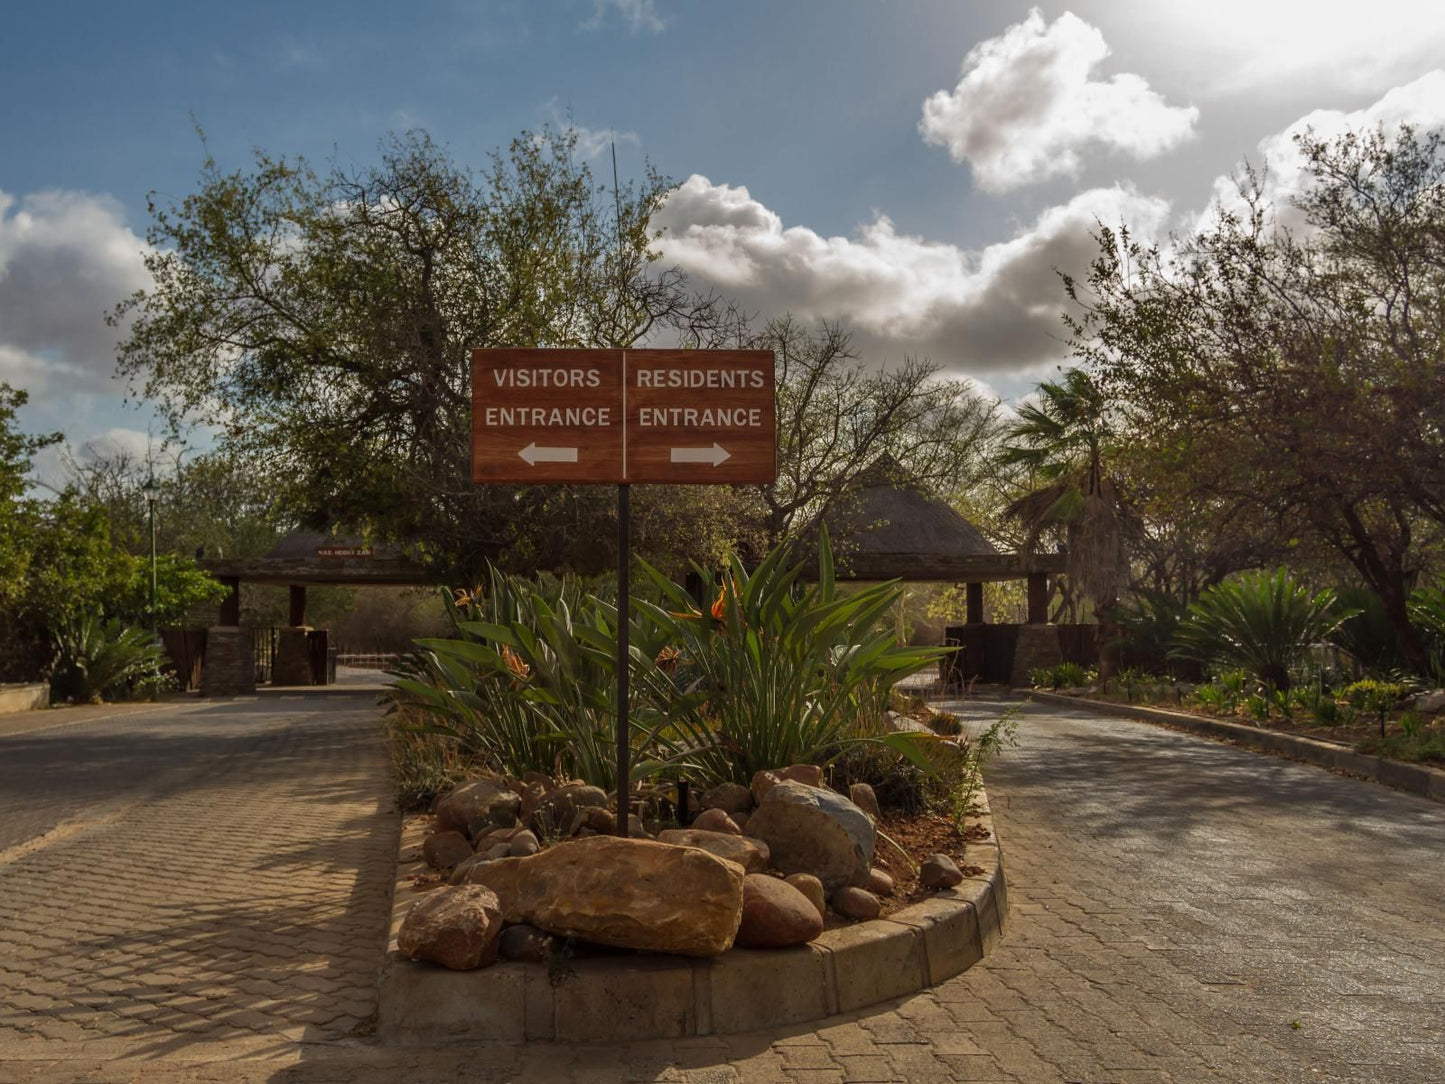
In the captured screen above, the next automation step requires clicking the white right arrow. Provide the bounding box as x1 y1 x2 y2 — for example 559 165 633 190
519 442 579 465
670 443 731 466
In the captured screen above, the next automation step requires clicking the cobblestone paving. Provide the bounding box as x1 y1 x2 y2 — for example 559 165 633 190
0 694 1441 1082
0 696 398 1059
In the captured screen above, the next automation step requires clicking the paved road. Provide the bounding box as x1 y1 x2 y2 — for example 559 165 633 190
0 692 399 1063
0 694 1441 1082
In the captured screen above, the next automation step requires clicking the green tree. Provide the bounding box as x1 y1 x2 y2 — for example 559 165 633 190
1067 123 1445 673
0 385 59 605
112 127 740 577
759 316 1000 547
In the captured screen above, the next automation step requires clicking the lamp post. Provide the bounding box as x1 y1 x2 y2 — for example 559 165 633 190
141 476 160 637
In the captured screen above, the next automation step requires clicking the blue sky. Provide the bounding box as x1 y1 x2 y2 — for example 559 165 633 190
4 0 1445 476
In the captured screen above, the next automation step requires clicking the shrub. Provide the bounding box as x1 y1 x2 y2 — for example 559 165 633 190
1190 669 1251 715
49 615 169 704
638 528 954 784
384 703 489 810
1408 586 1445 682
1171 569 1357 693
1028 661 1096 689
391 567 703 790
390 530 960 792
1115 590 1187 673
1341 679 1406 711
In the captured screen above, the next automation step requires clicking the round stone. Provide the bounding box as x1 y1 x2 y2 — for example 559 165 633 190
833 887 881 921
735 874 824 948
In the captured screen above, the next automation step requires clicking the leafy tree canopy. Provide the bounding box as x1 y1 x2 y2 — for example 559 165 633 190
1065 122 1445 671
113 127 749 577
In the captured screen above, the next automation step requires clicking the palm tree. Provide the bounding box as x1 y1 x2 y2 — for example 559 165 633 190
999 368 1130 675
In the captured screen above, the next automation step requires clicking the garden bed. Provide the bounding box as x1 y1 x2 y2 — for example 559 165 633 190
377 785 1008 1042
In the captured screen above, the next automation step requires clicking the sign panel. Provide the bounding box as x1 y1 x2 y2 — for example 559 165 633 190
471 348 775 484
316 545 373 559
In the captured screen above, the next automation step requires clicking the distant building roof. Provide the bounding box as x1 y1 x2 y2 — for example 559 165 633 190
817 457 1061 582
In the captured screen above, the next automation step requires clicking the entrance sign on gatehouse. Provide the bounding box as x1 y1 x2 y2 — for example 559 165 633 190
471 348 775 485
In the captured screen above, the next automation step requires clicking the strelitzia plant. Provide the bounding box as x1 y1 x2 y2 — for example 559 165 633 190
636 527 954 784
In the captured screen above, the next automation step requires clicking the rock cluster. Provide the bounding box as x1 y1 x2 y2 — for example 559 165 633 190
404 764 971 970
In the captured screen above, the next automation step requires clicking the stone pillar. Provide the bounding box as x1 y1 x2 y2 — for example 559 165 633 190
288 585 307 628
1010 624 1063 688
965 582 984 625
272 626 314 686
1026 572 1049 625
199 626 256 696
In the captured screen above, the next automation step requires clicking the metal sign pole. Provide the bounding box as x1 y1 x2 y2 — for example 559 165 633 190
616 481 630 837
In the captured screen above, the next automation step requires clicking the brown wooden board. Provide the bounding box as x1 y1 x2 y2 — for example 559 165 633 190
472 348 625 483
471 348 775 484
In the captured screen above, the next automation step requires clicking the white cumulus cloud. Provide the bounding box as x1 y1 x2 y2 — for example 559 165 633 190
656 175 1172 376
1098 0 1445 99
919 9 1198 193
0 189 151 395
1199 70 1445 234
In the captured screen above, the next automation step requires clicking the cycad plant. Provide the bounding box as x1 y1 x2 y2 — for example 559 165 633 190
1171 569 1356 693
1407 586 1445 683
50 615 168 704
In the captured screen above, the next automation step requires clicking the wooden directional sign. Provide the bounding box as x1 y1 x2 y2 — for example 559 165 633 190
472 348 775 484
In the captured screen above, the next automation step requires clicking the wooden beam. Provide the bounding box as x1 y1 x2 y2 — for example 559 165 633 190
288 585 307 627
814 552 1067 583
966 582 984 624
1027 572 1049 624
218 577 240 626
202 559 436 587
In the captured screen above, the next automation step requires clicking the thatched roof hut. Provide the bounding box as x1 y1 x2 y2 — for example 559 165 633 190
816 458 1062 582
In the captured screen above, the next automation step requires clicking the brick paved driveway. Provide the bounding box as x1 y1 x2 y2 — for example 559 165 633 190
0 694 398 1065
1 694 1441 1082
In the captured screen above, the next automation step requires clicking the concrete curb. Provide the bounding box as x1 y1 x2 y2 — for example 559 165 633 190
377 791 1008 1042
0 683 48 715
1024 689 1445 805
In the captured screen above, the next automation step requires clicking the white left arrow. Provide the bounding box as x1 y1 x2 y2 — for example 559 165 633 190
669 443 731 466
519 442 579 465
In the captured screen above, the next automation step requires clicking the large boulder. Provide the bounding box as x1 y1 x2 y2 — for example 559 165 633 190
885 711 933 736
463 835 744 957
749 769 783 806
833 887 881 921
848 783 881 821
396 885 503 970
745 781 875 893
735 874 824 948
1415 689 1445 714
655 829 770 873
435 779 514 835
777 764 824 788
